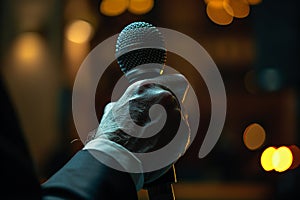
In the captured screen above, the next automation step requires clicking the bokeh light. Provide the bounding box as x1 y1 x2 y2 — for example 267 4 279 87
128 0 154 15
243 123 266 150
260 146 276 171
12 32 46 69
204 0 261 24
289 145 300 169
259 68 282 92
225 0 250 18
272 146 293 172
100 0 129 16
65 20 94 44
206 1 234 25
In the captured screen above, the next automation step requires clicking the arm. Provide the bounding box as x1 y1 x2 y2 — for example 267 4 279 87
42 150 138 200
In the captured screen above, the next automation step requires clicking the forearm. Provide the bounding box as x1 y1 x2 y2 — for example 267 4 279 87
41 150 138 200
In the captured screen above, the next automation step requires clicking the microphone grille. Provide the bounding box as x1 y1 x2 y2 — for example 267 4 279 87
115 22 166 74
116 22 166 57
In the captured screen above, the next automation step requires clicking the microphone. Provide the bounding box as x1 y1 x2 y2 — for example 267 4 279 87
115 21 167 83
115 21 177 200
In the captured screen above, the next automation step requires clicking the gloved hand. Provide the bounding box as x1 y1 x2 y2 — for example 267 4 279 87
84 75 190 190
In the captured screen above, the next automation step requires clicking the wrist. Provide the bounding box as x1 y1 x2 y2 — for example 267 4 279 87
83 138 144 191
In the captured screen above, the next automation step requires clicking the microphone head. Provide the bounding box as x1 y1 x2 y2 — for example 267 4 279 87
115 22 167 75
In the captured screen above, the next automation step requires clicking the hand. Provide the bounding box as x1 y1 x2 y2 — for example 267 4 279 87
84 76 190 189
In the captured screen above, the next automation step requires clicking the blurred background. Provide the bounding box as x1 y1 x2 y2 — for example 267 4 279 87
0 0 299 199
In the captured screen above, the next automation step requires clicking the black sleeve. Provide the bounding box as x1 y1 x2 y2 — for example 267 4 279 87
41 150 138 200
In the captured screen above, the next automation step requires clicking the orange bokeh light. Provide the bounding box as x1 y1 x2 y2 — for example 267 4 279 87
206 1 233 25
65 20 94 44
225 0 250 18
100 0 129 16
243 123 266 150
128 0 154 15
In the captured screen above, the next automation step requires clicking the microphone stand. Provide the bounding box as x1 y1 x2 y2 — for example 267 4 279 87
146 165 176 200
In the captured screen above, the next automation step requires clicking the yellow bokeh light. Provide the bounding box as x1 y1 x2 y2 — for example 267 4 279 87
225 0 250 18
272 146 293 172
206 1 234 25
128 0 154 15
261 147 276 171
65 20 94 44
12 32 46 69
243 123 266 150
100 0 129 16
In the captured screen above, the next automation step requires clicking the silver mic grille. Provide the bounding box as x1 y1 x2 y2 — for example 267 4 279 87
115 22 167 74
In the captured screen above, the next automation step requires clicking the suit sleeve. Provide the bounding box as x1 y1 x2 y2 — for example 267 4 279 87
41 150 138 200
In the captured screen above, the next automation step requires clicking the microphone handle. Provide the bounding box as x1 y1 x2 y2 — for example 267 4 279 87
147 165 176 200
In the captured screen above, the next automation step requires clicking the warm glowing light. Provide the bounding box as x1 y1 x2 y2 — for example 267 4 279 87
160 69 164 75
100 0 129 16
225 0 250 18
243 123 266 150
65 20 94 44
247 0 262 5
261 147 276 171
289 145 300 169
128 0 154 15
12 32 46 68
272 146 293 172
206 1 234 25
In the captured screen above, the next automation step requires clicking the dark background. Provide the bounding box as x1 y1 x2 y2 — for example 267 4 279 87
1 0 299 199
